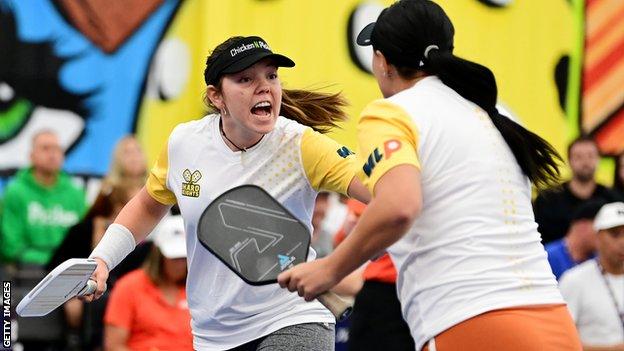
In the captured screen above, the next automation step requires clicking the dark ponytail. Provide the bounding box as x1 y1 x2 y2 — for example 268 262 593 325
372 0 562 188
423 51 562 187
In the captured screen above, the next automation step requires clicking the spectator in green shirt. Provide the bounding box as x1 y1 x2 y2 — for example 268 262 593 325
0 130 86 266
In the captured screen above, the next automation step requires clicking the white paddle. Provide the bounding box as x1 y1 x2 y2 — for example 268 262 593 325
16 258 101 317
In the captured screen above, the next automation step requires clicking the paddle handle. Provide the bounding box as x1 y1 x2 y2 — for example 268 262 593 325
78 280 106 296
317 291 353 322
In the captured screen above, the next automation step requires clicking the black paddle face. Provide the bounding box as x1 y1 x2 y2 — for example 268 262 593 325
197 185 311 285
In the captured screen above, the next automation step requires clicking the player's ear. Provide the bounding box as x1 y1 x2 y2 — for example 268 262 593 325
206 85 224 110
374 50 393 78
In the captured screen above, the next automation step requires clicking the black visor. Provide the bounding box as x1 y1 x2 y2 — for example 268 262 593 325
355 19 420 68
204 36 295 85
356 22 376 46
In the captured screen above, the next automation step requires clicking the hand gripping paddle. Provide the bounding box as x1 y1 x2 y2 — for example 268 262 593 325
197 185 353 321
16 258 100 317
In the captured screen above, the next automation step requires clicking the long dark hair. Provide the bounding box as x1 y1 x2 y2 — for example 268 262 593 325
204 37 348 133
373 0 562 187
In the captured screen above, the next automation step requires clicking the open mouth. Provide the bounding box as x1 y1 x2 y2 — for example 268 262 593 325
251 101 272 116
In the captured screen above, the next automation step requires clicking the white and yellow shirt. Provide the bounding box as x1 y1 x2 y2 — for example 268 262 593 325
356 76 563 351
147 115 355 350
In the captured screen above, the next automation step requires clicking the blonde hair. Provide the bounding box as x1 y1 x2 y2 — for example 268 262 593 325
280 88 348 133
106 135 147 186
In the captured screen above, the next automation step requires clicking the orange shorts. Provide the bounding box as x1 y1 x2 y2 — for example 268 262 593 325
423 304 581 351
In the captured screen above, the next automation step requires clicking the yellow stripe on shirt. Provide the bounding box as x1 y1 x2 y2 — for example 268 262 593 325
146 139 177 205
356 99 421 194
300 128 356 195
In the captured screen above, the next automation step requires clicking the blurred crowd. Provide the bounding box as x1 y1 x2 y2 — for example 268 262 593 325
1 130 624 350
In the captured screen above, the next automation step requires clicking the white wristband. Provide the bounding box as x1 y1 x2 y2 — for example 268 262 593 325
89 223 136 270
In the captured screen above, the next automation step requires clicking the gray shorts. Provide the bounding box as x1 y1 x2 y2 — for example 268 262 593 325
228 322 335 351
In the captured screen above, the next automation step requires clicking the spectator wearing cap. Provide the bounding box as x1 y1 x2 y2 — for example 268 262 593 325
545 200 604 279
559 202 624 350
103 215 192 351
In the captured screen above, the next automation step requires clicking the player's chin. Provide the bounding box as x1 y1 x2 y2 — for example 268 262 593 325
250 113 276 132
254 122 275 135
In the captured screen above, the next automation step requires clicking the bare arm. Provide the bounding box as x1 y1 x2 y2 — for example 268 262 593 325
321 165 421 285
331 266 365 297
115 187 172 242
347 177 371 204
104 324 131 351
279 165 421 300
89 187 171 299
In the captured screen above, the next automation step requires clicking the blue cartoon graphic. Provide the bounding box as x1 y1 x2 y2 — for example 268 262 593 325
0 0 181 176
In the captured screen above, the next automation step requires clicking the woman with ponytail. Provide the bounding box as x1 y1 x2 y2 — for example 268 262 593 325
279 1 581 350
85 35 370 350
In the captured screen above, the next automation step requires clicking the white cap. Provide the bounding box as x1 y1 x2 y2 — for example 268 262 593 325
593 202 624 231
153 215 187 259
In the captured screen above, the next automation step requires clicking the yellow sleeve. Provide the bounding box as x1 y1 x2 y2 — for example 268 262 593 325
301 128 357 195
356 99 420 194
146 139 177 205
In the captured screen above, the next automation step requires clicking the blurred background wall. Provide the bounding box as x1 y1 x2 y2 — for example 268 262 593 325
0 0 622 196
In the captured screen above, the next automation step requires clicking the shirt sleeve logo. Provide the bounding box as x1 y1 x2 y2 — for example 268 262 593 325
336 146 354 158
362 139 402 177
182 169 202 197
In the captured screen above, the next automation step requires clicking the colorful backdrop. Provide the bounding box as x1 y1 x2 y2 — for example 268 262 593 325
1 0 621 193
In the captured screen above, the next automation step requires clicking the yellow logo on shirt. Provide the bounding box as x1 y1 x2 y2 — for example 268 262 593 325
181 169 202 197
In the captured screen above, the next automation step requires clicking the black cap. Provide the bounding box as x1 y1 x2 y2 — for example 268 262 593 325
355 9 412 66
356 20 410 66
356 22 376 46
356 7 387 47
204 36 295 85
355 2 454 69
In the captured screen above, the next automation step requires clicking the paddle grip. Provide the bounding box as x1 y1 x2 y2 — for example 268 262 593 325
78 280 106 296
317 291 353 322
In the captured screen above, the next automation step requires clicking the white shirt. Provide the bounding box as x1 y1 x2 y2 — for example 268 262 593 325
146 115 356 350
559 259 624 346
356 76 564 350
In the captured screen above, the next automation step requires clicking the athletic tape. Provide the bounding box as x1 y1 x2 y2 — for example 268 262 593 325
89 223 136 271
